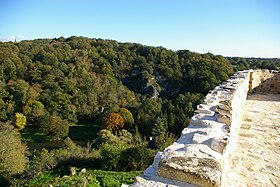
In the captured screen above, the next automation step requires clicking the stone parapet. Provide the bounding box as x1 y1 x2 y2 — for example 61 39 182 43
131 69 279 187
249 69 280 94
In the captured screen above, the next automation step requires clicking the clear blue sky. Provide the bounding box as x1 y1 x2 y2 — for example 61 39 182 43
0 0 279 58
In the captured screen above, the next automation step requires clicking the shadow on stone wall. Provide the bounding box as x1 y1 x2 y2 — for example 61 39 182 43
247 93 280 102
250 71 280 94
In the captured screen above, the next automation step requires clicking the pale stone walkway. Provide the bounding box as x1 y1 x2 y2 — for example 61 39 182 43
225 94 280 187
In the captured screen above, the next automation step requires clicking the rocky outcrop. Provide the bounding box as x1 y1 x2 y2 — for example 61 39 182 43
131 69 279 187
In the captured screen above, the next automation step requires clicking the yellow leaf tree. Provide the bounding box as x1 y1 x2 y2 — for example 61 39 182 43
15 113 26 130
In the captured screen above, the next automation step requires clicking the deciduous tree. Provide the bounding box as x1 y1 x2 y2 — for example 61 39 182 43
15 112 26 130
0 124 27 179
104 113 124 132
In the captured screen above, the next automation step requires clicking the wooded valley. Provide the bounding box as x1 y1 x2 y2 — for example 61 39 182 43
0 36 279 186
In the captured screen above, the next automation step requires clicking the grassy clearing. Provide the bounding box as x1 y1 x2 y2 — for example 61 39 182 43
20 127 51 142
92 170 142 186
21 123 101 142
21 169 142 187
68 123 101 141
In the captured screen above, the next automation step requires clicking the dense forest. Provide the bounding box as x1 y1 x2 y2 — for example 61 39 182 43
228 57 280 71
0 36 279 186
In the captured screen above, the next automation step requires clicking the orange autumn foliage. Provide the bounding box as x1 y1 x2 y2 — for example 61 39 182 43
104 113 124 131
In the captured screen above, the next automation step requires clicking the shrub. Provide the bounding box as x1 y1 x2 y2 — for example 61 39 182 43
98 142 127 171
46 115 69 140
96 129 119 144
119 108 134 130
117 129 133 144
155 132 177 151
28 138 98 177
119 147 156 171
29 148 57 176
96 129 133 145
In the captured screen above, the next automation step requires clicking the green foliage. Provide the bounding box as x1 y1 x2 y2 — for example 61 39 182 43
151 117 168 136
45 115 69 140
118 108 134 130
96 129 120 144
93 170 141 187
23 99 45 124
28 148 57 176
117 129 133 144
18 170 100 187
27 138 97 177
155 132 177 151
95 129 133 146
136 98 163 136
98 141 127 171
131 125 148 147
177 51 234 94
0 125 27 179
162 92 204 135
95 128 154 171
0 36 246 141
20 127 50 142
228 57 280 71
119 147 156 171
16 169 141 187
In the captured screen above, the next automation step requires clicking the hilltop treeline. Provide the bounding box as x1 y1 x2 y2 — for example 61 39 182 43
228 57 280 71
0 36 235 138
1 36 279 138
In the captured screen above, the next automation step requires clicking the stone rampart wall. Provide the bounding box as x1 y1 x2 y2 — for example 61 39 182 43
249 70 280 94
132 69 279 187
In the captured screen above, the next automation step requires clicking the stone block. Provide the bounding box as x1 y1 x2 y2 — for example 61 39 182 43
210 138 227 154
216 104 231 112
192 133 209 144
157 156 221 187
216 113 231 125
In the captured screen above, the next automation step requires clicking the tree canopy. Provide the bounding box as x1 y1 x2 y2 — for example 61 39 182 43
0 36 278 139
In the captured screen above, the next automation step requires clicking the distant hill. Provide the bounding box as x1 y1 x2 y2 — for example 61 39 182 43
227 56 280 71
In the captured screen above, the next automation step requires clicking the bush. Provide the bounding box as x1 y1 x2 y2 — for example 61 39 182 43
155 132 177 151
119 108 134 130
28 148 57 176
46 115 69 140
119 147 156 171
98 142 127 171
27 138 98 177
96 129 119 144
96 129 133 146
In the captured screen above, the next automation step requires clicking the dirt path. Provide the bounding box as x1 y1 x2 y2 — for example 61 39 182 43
225 94 280 186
